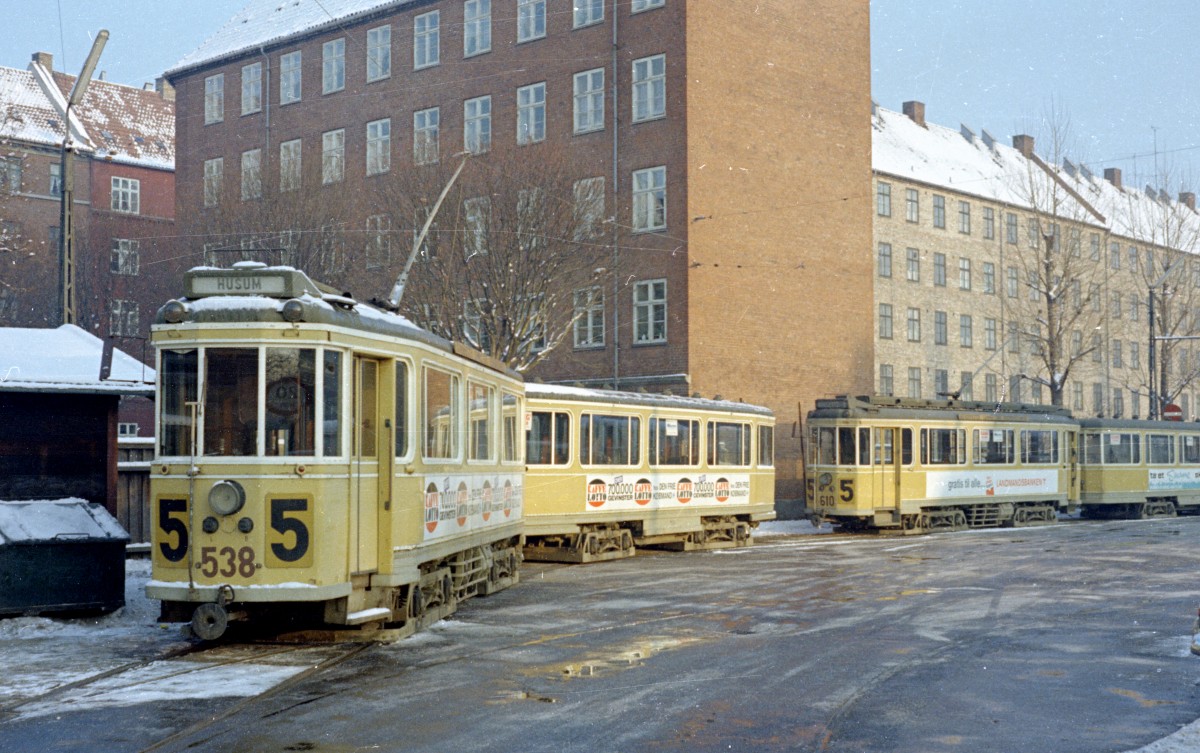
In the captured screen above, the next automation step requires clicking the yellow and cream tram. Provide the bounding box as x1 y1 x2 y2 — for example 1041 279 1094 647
806 396 1078 533
1078 417 1200 518
148 263 523 640
522 385 776 562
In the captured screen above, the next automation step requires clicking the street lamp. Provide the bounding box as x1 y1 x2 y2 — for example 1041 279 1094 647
58 30 108 325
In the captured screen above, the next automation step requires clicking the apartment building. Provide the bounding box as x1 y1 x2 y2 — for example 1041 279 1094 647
873 101 1200 420
166 0 874 497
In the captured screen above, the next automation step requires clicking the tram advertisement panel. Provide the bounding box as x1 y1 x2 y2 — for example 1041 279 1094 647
583 473 752 511
925 469 1058 499
1149 468 1200 491
422 473 524 541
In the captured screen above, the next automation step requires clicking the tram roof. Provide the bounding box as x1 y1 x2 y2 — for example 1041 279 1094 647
527 384 773 418
809 395 1075 425
1077 416 1200 432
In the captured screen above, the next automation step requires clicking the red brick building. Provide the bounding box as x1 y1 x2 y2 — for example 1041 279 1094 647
167 0 874 498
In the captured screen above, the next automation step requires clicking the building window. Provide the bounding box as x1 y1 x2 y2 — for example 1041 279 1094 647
574 0 603 27
574 287 605 348
1070 330 1082 357
985 318 997 350
367 25 391 81
517 0 546 42
111 239 140 276
985 373 997 402
1109 242 1121 269
1131 341 1140 369
1006 266 1018 298
959 200 971 233
1010 375 1022 403
1028 218 1041 250
634 280 667 343
1089 233 1100 260
204 73 224 124
414 11 440 69
1111 292 1122 319
632 166 666 232
464 196 490 257
876 182 891 217
1113 388 1125 419
365 214 391 270
464 95 492 154
1130 293 1140 322
1129 245 1139 269
322 129 344 184
241 62 262 114
1008 322 1020 353
315 39 343 96
464 0 491 56
203 157 222 207
574 68 605 133
905 188 918 222
959 257 971 290
907 308 921 342
1006 212 1018 244
983 207 994 239
935 369 949 397
632 0 665 12
49 162 61 197
517 82 546 144
414 107 440 164
278 139 302 192
906 247 919 281
933 252 946 287
1091 384 1103 415
982 262 995 294
110 299 139 337
280 50 301 104
934 310 947 345
880 364 894 396
959 372 974 401
932 195 946 228
111 177 140 213
240 150 261 200
367 118 391 175
879 303 893 339
877 242 892 278
573 176 605 241
960 314 973 347
632 54 666 122
1112 340 1123 368
1092 333 1102 362
908 368 922 399
1072 382 1084 411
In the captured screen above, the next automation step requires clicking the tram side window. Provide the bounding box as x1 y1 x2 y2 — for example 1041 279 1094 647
424 367 460 459
973 429 1014 464
1182 434 1200 464
394 361 408 458
204 348 259 456
837 427 856 466
159 349 197 456
526 410 570 465
1102 433 1140 464
708 421 751 466
649 418 700 466
580 414 640 465
1020 429 1058 464
501 392 522 462
921 428 965 465
814 426 836 465
901 428 913 465
759 424 775 467
264 348 316 456
874 428 894 464
468 380 495 462
1082 433 1102 464
1148 434 1175 464
323 351 342 456
858 428 870 466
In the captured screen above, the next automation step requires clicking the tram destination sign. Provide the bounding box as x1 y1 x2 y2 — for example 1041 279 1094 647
190 274 288 296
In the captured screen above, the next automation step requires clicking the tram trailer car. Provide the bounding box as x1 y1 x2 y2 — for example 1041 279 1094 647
806 396 1078 534
147 263 523 640
1078 417 1200 519
523 385 776 562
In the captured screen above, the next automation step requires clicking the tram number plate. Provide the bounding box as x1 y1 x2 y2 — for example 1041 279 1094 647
199 546 259 578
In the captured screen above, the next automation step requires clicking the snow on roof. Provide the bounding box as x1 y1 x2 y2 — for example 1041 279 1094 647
169 0 414 76
526 383 774 417
0 324 154 396
45 70 174 171
0 67 64 147
0 499 128 544
873 105 1200 252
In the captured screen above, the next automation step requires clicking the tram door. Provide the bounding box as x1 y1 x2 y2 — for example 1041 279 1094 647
1067 430 1080 500
352 357 382 573
874 427 903 516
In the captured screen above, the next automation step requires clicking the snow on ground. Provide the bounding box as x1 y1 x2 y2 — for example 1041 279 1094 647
755 519 833 536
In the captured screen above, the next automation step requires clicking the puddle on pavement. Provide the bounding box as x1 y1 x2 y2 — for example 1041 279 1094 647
558 635 703 679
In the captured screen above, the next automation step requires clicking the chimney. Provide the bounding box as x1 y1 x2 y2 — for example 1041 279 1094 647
1181 192 1196 211
1104 167 1123 190
31 51 53 71
902 100 926 128
1012 134 1035 158
156 77 176 102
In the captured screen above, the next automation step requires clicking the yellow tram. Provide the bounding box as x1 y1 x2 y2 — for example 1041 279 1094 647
523 384 776 562
147 263 523 639
1078 417 1200 518
806 396 1078 533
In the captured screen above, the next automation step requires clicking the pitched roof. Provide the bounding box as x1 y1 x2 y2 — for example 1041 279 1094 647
0 66 64 148
0 324 154 396
46 70 174 170
169 0 413 76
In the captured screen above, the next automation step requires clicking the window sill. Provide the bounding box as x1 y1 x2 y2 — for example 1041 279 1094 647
632 113 667 125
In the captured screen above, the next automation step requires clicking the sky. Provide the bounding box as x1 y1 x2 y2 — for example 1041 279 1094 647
1 0 1198 193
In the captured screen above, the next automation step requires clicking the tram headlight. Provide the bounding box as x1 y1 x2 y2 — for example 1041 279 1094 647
281 299 306 322
208 480 246 517
162 299 188 323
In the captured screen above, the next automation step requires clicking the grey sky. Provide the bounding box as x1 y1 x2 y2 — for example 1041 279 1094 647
3 1 1197 192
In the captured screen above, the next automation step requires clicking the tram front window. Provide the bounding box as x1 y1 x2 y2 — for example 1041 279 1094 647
160 349 197 456
265 349 316 456
204 348 259 456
